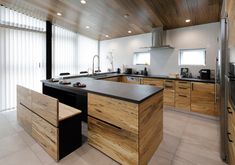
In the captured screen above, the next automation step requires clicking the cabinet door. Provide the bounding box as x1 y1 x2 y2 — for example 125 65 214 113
228 101 235 165
104 76 120 82
175 94 190 111
191 82 216 116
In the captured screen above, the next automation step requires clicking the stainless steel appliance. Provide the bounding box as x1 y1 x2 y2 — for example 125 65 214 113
229 63 235 110
199 69 211 80
126 76 141 84
217 17 229 162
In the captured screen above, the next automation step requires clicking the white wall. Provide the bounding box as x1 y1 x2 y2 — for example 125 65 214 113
100 22 220 77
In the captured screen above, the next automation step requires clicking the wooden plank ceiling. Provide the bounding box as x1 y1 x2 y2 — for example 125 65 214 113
0 0 222 40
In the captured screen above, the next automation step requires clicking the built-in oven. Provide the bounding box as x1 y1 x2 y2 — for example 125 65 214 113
229 63 235 110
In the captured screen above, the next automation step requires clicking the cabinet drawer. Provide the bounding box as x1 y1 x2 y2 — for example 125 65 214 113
164 80 175 90
164 90 175 107
175 81 191 95
88 93 138 134
143 78 164 87
104 77 120 82
191 102 215 116
88 116 138 165
175 94 190 111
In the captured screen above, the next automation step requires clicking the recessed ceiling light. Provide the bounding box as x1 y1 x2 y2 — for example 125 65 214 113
124 14 129 18
128 30 132 34
86 26 90 29
185 19 191 23
105 35 109 38
80 0 86 4
57 12 62 16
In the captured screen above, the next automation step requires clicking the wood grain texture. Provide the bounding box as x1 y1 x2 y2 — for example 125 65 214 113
1 0 222 40
32 113 59 161
88 93 138 134
17 103 32 135
191 82 217 116
88 116 138 165
31 90 59 127
103 77 120 82
175 94 191 112
142 78 164 87
17 85 32 109
139 91 163 165
59 103 81 121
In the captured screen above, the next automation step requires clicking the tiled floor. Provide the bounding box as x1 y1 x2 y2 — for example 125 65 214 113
0 109 226 165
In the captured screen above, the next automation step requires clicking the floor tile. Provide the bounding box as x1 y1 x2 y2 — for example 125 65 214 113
0 114 16 139
0 133 27 158
30 143 54 165
4 148 42 165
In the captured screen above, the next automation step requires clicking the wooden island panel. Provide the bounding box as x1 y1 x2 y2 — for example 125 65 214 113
139 91 163 165
88 91 163 165
88 93 138 134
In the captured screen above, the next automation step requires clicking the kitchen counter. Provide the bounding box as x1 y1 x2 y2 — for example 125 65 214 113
42 77 163 104
88 72 215 83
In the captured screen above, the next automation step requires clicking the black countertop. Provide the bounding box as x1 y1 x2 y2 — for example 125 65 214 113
42 77 163 104
92 73 215 83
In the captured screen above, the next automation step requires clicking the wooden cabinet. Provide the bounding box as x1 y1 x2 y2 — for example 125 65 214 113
88 92 163 165
175 81 191 111
228 101 235 165
191 82 217 116
103 76 120 82
142 78 164 87
163 80 175 107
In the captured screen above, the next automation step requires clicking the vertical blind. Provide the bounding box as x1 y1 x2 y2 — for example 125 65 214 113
0 6 46 111
52 26 98 77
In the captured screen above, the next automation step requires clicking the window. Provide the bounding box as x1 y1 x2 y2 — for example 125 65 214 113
133 52 150 65
0 6 46 111
179 49 206 66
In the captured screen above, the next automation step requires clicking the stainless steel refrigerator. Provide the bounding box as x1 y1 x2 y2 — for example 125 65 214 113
217 17 229 162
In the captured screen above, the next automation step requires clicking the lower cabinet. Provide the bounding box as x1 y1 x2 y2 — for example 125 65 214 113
175 81 191 111
164 80 175 107
103 76 120 82
88 92 163 165
191 82 217 116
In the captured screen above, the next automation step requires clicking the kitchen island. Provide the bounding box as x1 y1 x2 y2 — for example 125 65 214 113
42 77 163 164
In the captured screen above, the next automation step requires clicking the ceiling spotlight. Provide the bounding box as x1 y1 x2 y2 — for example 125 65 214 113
80 0 86 4
128 30 132 34
86 26 90 29
105 35 109 38
57 12 62 16
124 14 129 18
185 19 191 23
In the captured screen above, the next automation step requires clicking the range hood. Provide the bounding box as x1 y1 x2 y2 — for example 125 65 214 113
142 27 174 49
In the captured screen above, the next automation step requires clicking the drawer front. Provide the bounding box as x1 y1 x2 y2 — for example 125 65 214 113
143 78 164 87
32 114 58 161
164 90 175 107
191 102 216 116
228 141 235 165
176 81 191 95
176 81 191 88
164 80 175 90
88 116 138 165
175 94 190 111
88 93 138 134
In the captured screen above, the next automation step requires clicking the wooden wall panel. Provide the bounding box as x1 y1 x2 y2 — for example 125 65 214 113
139 91 163 165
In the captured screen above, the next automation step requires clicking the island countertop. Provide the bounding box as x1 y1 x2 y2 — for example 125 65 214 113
42 77 163 104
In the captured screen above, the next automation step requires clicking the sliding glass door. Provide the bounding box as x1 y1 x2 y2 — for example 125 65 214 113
0 6 46 111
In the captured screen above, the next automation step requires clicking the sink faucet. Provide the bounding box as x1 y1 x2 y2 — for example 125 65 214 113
92 55 100 75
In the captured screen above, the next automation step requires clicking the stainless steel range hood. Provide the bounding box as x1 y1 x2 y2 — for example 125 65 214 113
142 27 174 49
